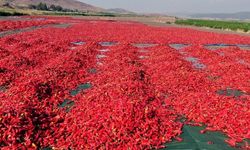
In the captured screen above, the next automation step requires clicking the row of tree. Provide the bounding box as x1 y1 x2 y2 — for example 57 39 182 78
28 2 79 12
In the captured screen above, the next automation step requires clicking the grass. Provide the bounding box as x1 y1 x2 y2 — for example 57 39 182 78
175 19 250 32
41 11 117 17
0 7 118 17
0 8 118 17
0 8 27 16
0 11 25 16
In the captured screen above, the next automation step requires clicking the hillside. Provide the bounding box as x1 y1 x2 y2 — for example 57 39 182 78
0 0 103 12
106 8 134 14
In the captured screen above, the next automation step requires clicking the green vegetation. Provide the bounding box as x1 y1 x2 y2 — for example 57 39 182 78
28 2 78 12
41 11 116 17
0 8 27 16
175 19 250 32
0 7 117 17
1 2 117 17
0 11 25 16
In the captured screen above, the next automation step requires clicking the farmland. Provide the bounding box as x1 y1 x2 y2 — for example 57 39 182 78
0 16 250 149
176 19 250 32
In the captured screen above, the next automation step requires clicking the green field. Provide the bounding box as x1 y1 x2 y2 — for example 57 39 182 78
175 19 250 32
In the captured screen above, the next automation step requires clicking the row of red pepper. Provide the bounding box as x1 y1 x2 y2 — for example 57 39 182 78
0 19 58 32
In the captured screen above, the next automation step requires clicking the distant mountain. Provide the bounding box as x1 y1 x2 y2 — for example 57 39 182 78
0 0 103 12
106 8 134 14
191 12 250 20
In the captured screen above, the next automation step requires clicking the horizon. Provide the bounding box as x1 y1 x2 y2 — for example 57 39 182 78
80 0 250 14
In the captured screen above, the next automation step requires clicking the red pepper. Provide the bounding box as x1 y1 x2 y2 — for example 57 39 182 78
0 16 250 149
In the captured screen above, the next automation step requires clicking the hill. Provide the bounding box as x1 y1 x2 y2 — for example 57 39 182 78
106 8 134 14
0 0 103 12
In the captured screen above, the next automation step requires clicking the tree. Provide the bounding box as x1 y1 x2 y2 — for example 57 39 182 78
37 2 48 11
49 4 56 11
28 4 37 9
55 5 63 11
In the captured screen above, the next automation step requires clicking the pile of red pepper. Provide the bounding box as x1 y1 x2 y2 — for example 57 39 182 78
0 17 250 149
0 19 56 32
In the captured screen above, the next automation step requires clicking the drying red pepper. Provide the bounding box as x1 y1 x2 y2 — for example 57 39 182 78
0 16 250 149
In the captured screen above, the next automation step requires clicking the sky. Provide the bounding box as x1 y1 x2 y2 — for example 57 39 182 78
80 0 250 14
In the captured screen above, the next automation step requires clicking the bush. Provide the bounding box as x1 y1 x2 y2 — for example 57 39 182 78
0 11 25 16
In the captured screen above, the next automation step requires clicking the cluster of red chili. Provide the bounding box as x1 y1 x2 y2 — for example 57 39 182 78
0 19 56 32
0 17 250 149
